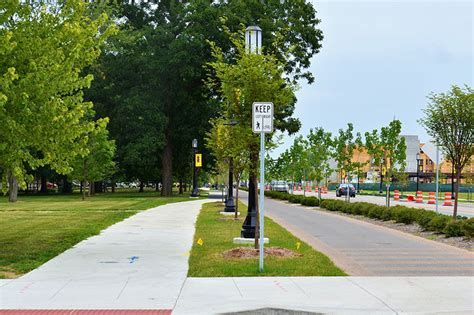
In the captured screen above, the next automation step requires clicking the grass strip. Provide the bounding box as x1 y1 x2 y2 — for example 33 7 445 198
188 201 346 277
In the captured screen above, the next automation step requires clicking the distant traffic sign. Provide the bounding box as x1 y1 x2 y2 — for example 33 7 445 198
252 102 273 133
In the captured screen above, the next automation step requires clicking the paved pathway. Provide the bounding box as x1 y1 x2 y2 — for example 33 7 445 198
292 190 474 217
240 191 474 276
0 199 209 310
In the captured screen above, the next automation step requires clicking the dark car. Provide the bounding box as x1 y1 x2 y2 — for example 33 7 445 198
336 183 356 197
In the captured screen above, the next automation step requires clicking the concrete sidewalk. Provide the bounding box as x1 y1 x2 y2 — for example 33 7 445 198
173 276 474 314
0 199 209 310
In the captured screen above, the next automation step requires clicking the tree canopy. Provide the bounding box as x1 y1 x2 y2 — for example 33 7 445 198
0 0 115 201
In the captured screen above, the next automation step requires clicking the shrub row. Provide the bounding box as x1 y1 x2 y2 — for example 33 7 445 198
262 191 473 239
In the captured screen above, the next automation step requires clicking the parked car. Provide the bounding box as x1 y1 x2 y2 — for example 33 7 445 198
336 183 356 197
271 180 289 193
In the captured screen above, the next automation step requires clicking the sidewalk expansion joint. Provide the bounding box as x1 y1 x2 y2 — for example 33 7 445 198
345 277 399 314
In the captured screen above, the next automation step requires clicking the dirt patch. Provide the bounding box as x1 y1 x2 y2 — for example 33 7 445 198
0 271 20 279
223 247 302 259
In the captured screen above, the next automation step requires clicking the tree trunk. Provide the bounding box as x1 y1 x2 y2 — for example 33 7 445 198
8 171 18 202
453 167 461 219
161 135 173 196
61 178 72 194
111 182 116 193
40 175 47 193
139 181 144 193
179 177 183 194
155 181 160 191
250 151 259 250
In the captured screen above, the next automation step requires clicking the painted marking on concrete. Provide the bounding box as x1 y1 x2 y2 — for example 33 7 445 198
128 256 139 264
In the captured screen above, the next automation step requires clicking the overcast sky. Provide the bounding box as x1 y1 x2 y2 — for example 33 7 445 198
272 0 473 157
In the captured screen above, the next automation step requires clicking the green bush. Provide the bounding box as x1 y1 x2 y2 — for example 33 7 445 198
368 205 385 220
288 195 304 204
350 202 371 215
416 210 438 229
391 206 419 224
301 197 319 207
443 220 464 237
427 215 450 233
380 207 393 221
461 218 474 238
319 199 332 209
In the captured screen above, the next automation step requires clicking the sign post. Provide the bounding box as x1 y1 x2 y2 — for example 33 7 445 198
252 102 273 273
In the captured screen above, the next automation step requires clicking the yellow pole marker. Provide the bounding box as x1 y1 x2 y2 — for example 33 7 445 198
296 242 301 250
197 238 203 246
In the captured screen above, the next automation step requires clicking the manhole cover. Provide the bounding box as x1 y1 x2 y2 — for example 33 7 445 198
222 308 322 315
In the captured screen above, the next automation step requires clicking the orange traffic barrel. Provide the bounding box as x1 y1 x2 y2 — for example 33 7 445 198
415 191 423 203
443 192 452 206
427 192 436 204
394 190 400 201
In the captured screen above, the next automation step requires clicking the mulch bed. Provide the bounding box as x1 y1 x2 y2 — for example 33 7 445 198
222 247 302 259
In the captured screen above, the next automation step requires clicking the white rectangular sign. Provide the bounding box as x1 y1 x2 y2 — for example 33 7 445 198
252 102 273 133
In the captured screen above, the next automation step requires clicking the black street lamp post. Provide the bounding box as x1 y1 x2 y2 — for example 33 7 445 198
223 120 238 212
451 163 455 199
191 138 199 197
241 25 262 239
416 152 421 191
224 157 236 212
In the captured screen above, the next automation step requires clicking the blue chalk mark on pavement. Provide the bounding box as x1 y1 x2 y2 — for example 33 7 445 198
128 256 139 264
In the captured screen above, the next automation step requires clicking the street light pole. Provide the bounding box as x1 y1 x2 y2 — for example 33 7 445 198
241 25 262 239
416 152 420 192
191 138 199 197
223 120 238 212
224 157 236 212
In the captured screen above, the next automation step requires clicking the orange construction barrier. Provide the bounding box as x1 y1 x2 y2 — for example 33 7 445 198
314 187 319 193
394 190 400 201
443 192 452 206
428 192 436 205
415 191 423 203
322 186 328 194
298 185 301 191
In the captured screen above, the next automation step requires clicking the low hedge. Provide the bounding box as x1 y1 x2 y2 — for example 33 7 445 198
261 191 471 238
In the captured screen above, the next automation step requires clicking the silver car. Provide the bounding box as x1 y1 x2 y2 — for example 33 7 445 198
271 180 289 193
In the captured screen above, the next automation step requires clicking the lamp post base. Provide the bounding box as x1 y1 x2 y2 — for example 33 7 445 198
241 211 257 238
223 196 236 212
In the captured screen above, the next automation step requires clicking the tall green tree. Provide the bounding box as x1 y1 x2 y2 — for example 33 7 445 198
70 118 116 200
0 0 115 201
89 0 323 196
208 28 299 245
333 123 356 188
307 127 333 200
419 85 474 218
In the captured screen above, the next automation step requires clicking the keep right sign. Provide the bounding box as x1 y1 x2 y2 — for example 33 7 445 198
252 102 273 133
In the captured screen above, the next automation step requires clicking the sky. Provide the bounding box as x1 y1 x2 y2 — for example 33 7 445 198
272 0 473 157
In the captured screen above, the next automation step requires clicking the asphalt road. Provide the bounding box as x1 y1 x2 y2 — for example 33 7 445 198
238 190 474 276
292 190 474 217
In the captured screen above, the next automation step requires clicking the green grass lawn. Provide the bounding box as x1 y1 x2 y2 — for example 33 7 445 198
188 201 346 277
0 191 195 278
